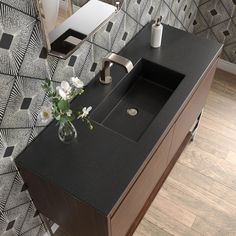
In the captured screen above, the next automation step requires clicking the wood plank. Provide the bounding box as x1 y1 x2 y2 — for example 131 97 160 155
151 195 196 228
214 69 236 89
226 151 236 165
191 216 221 236
196 125 236 153
133 219 173 236
209 181 236 209
161 177 236 231
210 80 236 102
169 162 236 209
168 169 236 215
179 145 236 191
189 134 228 160
144 207 201 236
212 70 236 100
169 162 215 195
204 90 236 120
200 116 236 142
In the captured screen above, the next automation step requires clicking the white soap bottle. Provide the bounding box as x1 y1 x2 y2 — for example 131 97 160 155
151 16 163 48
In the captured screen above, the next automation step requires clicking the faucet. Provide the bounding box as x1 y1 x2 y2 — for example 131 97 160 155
100 52 134 84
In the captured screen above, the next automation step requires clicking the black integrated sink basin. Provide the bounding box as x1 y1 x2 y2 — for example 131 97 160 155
91 59 185 142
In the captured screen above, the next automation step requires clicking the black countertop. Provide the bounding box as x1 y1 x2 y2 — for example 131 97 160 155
15 23 222 216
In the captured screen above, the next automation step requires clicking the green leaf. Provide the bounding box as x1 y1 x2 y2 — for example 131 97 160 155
79 89 84 95
55 115 61 121
52 97 60 104
42 79 56 98
59 115 73 125
58 100 69 113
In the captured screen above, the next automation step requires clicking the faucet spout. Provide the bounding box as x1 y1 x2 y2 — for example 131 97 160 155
100 53 134 84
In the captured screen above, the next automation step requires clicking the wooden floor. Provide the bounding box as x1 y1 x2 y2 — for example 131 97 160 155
56 69 236 236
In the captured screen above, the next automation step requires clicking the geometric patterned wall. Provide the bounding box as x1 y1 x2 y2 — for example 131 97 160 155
194 0 236 63
0 0 199 235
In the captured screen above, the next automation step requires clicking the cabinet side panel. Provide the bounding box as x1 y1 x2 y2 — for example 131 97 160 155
18 166 109 236
111 127 174 236
168 59 218 162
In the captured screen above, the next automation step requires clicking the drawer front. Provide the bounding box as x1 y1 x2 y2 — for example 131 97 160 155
111 127 174 236
168 59 218 162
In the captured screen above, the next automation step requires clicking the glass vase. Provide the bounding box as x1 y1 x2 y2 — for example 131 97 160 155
58 121 77 144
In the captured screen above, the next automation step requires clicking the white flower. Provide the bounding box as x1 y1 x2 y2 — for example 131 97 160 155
40 107 52 123
71 77 84 89
78 106 92 119
56 81 72 100
66 110 73 117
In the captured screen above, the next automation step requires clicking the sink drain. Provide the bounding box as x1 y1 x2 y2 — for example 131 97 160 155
127 108 138 116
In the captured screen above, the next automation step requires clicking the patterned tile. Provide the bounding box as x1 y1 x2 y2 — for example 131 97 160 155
176 0 188 25
0 0 37 18
0 3 36 75
3 173 31 212
0 128 31 160
78 44 108 84
0 75 15 124
211 19 236 45
183 0 198 31
21 224 46 236
112 13 139 53
195 0 236 63
140 0 161 26
20 203 42 234
221 0 236 18
224 42 236 63
27 126 46 145
0 172 17 211
193 9 208 33
0 202 29 235
18 22 57 80
0 202 42 235
199 0 229 27
1 76 45 128
198 0 209 4
93 10 126 51
161 2 178 27
221 49 231 61
0 159 17 176
53 41 93 84
233 16 236 25
126 0 148 23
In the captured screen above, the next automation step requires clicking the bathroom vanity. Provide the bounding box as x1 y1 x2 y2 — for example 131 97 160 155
15 23 222 236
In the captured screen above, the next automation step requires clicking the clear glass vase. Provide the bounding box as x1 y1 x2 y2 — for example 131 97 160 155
58 121 77 144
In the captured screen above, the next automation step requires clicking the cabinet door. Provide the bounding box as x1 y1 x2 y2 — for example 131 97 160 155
111 127 174 236
168 59 218 162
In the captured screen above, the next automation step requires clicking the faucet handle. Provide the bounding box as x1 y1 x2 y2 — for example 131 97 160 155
106 53 134 73
100 52 134 85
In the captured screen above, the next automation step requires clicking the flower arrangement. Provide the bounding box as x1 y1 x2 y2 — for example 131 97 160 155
40 77 93 142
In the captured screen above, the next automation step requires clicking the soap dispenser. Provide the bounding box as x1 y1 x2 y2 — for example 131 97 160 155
151 16 163 48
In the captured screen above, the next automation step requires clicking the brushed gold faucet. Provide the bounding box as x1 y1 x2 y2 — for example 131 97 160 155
100 52 134 85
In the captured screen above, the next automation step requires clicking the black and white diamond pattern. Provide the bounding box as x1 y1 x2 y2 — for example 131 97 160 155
194 0 236 63
0 3 36 75
0 0 210 235
1 76 45 128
